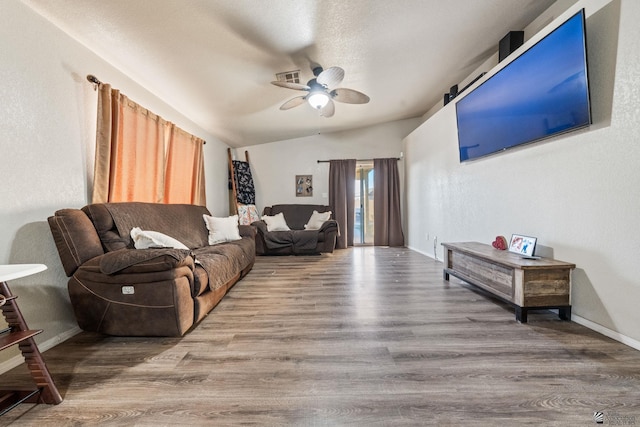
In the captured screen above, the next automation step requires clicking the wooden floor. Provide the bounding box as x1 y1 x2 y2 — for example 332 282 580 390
2 247 639 426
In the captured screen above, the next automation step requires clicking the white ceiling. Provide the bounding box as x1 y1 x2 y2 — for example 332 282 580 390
24 0 557 147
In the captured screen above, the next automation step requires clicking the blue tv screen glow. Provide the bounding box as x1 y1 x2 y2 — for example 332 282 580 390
456 9 591 162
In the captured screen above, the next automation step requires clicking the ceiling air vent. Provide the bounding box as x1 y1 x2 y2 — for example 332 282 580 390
275 70 301 84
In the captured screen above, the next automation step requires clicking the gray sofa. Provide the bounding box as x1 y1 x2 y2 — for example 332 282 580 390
253 204 338 255
48 202 255 337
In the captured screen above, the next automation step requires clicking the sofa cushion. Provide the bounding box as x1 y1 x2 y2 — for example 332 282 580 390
193 246 240 291
203 214 242 245
83 203 211 251
304 210 332 230
190 237 254 296
261 212 290 231
82 204 128 252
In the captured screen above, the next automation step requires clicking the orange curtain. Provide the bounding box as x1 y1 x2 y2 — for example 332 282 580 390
165 126 206 205
92 84 205 205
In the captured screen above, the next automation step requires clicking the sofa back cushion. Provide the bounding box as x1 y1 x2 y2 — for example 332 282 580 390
83 202 211 252
263 204 332 230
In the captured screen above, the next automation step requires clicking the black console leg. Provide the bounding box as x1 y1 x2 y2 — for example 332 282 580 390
559 306 571 321
515 307 528 323
443 271 450 281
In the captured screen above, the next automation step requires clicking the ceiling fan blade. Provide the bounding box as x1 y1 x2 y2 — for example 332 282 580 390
317 67 345 88
320 99 335 118
330 88 370 104
280 96 307 110
271 81 310 91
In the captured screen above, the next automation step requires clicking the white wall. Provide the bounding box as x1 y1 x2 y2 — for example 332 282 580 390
405 0 640 347
0 1 230 369
235 118 420 214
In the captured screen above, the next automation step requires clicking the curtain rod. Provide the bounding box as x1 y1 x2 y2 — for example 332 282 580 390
86 74 206 145
317 158 401 163
87 74 102 85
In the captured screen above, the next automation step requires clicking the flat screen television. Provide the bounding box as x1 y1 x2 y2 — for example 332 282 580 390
455 9 591 162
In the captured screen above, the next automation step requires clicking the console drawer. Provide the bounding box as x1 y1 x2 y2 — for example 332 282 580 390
450 251 513 299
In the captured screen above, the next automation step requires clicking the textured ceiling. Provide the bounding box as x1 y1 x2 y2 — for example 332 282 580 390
23 0 557 147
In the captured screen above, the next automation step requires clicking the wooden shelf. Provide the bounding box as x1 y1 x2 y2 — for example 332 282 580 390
0 329 42 351
0 265 62 415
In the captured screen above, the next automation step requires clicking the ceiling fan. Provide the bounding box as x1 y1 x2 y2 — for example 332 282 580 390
271 66 370 118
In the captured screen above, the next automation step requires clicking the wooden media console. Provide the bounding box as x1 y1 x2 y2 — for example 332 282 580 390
442 242 575 322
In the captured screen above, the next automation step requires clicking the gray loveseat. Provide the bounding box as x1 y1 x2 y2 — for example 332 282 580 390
48 202 255 337
253 204 338 255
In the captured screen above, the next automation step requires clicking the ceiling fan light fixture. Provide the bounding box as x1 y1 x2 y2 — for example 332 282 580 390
307 91 330 109
274 64 368 115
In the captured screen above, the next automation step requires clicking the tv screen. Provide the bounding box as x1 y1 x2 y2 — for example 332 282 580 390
456 9 591 162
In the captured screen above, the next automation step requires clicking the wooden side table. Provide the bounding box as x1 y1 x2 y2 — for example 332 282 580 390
0 264 62 415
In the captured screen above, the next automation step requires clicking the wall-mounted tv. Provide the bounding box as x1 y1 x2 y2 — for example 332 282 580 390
455 9 591 162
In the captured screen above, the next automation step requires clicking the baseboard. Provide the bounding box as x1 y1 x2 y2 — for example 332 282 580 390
571 314 640 352
407 245 439 261
0 326 82 375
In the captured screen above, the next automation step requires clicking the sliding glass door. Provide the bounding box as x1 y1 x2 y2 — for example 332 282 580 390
354 162 374 245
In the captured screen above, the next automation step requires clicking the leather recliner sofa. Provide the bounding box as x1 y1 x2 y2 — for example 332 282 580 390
48 202 255 337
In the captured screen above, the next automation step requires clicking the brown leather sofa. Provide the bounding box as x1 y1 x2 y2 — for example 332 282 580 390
48 202 255 337
253 204 338 255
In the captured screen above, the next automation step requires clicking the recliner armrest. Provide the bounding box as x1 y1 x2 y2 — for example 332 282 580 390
98 248 194 275
251 221 269 234
238 224 257 239
318 219 339 234
48 209 105 277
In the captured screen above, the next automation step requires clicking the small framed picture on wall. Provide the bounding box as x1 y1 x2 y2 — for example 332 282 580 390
296 175 313 197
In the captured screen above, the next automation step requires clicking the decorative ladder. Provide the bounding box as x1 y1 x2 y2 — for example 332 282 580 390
0 279 62 416
227 148 253 215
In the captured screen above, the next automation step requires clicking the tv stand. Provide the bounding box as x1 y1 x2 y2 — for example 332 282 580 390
442 242 575 322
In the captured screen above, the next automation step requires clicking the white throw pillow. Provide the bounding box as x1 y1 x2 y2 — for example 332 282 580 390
261 212 290 232
130 227 189 250
304 210 332 230
203 214 242 245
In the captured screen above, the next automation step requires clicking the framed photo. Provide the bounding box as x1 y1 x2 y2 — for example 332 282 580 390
508 234 537 257
296 175 313 197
